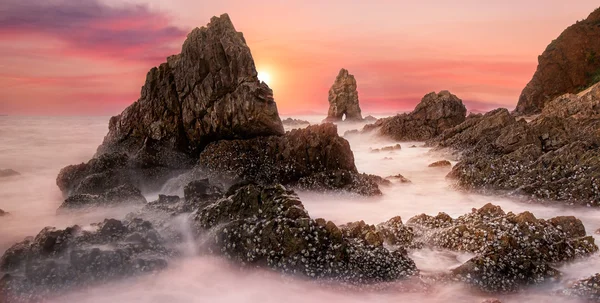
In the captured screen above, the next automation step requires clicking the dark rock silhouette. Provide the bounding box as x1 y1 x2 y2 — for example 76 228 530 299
198 124 383 195
324 69 363 122
516 8 600 114
0 169 20 178
281 117 310 128
364 91 466 141
0 209 8 217
428 160 451 168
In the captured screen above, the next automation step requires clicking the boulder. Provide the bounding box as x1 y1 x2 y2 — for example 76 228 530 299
516 8 600 114
370 144 402 153
407 203 597 292
364 115 378 123
198 124 382 195
195 183 417 283
365 91 466 141
0 169 19 178
0 209 8 217
323 69 363 122
386 174 412 183
0 218 169 301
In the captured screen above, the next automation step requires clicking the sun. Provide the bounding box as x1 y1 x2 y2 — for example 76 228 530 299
257 70 272 86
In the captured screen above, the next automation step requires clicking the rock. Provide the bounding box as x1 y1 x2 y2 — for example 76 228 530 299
563 273 600 301
386 174 412 183
59 184 147 210
0 169 19 178
370 144 402 153
282 117 310 128
516 8 600 114
0 218 169 300
364 115 377 123
56 14 284 198
428 160 451 168
407 203 597 292
0 209 8 217
195 183 417 283
323 69 363 122
365 91 466 141
199 124 382 195
481 300 502 303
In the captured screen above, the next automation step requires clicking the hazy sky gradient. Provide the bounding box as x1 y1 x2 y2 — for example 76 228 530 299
1 0 599 115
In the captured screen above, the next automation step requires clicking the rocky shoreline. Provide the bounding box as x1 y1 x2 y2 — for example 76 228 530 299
3 10 600 303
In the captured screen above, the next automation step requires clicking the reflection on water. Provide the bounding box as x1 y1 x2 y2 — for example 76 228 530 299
1 115 598 303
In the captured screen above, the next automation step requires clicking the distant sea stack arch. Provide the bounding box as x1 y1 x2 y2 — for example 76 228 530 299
324 68 363 122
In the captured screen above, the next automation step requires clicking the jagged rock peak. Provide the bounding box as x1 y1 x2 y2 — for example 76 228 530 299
516 6 600 114
324 68 363 122
97 13 284 160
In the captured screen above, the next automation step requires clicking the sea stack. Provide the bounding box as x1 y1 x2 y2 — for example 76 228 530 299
324 68 363 122
516 8 600 114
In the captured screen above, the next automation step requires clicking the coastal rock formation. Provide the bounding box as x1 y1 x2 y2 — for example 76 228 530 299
199 124 382 195
370 144 402 153
516 8 600 114
59 184 147 210
281 117 310 128
0 218 170 301
324 69 363 122
407 203 597 292
435 84 600 205
428 160 451 168
364 91 466 141
563 273 600 301
195 183 417 283
98 13 283 160
0 209 8 217
0 169 19 178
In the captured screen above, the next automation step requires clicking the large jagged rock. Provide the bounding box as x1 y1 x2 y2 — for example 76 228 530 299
195 183 417 283
98 13 283 159
0 218 170 301
516 7 600 114
56 14 284 198
364 91 466 141
563 273 600 301
198 124 383 195
323 69 363 122
407 203 597 292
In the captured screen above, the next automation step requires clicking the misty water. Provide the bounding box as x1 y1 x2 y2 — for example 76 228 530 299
1 115 600 302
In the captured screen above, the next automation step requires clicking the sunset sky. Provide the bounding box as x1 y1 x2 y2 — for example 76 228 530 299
1 0 599 115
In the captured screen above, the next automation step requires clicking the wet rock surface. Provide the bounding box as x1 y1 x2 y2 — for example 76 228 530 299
563 273 600 301
516 8 600 114
195 183 417 283
0 169 20 178
199 124 382 195
407 203 597 292
431 85 600 205
0 218 170 301
59 184 147 210
324 69 363 122
364 91 466 141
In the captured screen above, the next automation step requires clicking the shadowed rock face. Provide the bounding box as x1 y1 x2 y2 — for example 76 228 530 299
324 69 363 122
516 7 600 114
198 124 383 195
98 13 284 161
364 91 466 141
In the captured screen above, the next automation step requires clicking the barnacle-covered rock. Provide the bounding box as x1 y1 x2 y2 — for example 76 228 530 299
195 183 417 283
563 273 600 301
407 203 597 292
199 124 381 195
59 184 147 209
0 218 170 301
